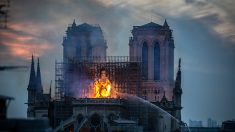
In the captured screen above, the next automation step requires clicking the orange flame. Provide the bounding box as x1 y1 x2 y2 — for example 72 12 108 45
94 79 112 98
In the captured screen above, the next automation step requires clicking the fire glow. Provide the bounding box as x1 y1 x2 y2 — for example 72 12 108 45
93 68 114 98
76 68 118 99
94 79 112 98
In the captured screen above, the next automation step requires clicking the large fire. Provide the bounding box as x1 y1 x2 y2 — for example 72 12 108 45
79 69 118 98
92 69 114 98
94 78 112 98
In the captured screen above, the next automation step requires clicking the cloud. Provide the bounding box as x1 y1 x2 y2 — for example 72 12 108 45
0 22 54 61
4 0 234 59
95 0 235 44
177 0 235 43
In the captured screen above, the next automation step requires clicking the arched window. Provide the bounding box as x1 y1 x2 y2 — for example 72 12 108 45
154 42 160 80
142 42 148 79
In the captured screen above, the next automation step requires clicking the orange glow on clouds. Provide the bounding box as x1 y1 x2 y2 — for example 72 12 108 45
3 42 53 60
0 22 54 60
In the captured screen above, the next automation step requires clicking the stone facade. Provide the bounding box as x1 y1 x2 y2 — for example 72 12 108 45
62 20 107 63
129 21 175 102
27 20 183 131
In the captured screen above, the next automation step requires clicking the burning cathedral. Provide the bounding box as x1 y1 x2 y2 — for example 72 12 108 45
27 20 183 132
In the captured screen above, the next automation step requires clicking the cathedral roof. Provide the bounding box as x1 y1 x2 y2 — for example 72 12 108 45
66 22 102 35
75 23 101 31
78 23 94 28
140 22 162 28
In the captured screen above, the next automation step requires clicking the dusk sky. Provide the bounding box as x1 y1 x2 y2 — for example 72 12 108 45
0 0 235 125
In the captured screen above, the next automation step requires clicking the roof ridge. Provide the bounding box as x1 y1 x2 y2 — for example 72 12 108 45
141 22 162 27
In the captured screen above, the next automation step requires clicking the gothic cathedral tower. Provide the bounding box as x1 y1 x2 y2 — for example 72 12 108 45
62 20 107 97
129 20 175 102
62 20 107 63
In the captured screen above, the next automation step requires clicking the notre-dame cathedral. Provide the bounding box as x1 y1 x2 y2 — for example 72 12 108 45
27 19 182 132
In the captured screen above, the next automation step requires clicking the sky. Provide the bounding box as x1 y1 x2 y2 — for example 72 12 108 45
0 0 235 125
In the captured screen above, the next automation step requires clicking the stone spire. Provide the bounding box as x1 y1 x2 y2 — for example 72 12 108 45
173 58 183 122
163 91 166 98
163 19 169 28
28 55 36 90
72 19 76 27
27 55 37 117
36 58 43 93
161 90 168 102
173 58 182 107
175 58 181 88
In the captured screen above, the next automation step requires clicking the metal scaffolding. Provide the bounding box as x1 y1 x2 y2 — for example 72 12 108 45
55 56 142 100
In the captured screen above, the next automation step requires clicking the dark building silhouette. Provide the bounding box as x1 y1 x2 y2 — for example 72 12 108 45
27 55 51 118
0 95 14 119
221 120 235 132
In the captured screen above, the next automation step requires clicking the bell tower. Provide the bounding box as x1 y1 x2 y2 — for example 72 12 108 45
62 20 107 97
62 20 107 63
129 20 175 102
